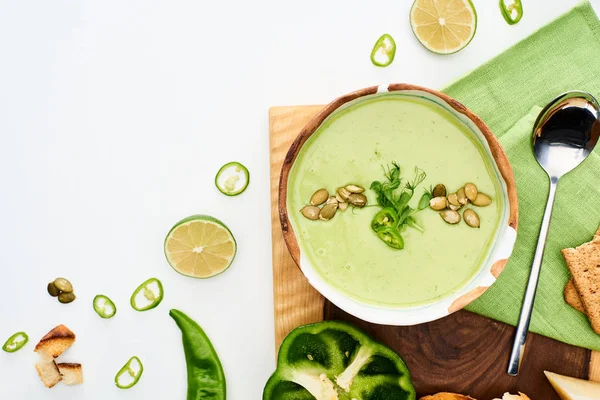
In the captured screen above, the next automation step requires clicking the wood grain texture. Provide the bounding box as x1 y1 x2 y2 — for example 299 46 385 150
268 104 600 393
325 304 589 400
269 106 325 352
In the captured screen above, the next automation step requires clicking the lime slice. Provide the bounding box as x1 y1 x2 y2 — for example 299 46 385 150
215 161 249 196
410 0 477 55
164 215 237 279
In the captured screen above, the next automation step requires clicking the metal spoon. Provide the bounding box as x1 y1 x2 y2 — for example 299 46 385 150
507 91 600 376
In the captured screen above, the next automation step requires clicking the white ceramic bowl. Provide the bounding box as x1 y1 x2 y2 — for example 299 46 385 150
279 84 518 325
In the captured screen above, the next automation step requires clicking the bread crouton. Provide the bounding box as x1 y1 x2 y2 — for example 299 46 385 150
420 394 476 400
57 363 83 385
493 393 531 400
34 324 75 359
35 359 61 388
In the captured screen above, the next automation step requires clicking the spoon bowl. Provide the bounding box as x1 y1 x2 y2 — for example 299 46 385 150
508 91 600 376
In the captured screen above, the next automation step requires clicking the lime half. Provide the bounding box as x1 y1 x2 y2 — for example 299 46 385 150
215 162 249 196
164 215 237 279
410 0 477 55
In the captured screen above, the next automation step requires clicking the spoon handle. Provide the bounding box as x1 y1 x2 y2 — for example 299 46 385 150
507 177 558 376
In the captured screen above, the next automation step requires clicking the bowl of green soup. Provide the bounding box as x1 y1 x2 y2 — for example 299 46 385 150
279 84 518 325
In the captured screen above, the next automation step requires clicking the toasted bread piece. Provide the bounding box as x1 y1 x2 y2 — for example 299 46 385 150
34 324 75 359
493 393 531 400
57 363 83 385
35 359 61 388
420 394 476 400
564 278 586 313
562 236 600 334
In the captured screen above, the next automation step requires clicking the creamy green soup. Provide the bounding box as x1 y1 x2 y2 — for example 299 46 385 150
288 93 504 307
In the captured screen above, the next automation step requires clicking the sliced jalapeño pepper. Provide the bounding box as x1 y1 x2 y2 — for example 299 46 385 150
370 33 396 67
263 321 416 400
115 356 144 389
371 207 399 231
130 278 164 312
2 331 28 353
93 294 117 319
499 0 523 25
376 227 404 250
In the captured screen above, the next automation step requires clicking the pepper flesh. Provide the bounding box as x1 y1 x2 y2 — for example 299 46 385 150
130 278 164 311
115 356 144 389
376 226 405 250
93 294 117 319
371 207 399 231
370 33 396 67
263 321 416 400
499 0 523 25
170 309 226 400
2 332 28 353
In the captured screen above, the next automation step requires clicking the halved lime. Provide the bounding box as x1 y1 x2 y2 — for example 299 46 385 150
164 215 236 279
410 0 477 55
215 161 249 196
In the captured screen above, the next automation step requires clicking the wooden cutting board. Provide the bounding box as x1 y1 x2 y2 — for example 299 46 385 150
269 105 600 399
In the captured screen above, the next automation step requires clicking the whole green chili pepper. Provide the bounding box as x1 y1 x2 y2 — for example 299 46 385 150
93 294 117 319
115 356 144 389
2 331 28 353
170 309 226 400
499 0 523 25
370 33 396 67
130 278 163 311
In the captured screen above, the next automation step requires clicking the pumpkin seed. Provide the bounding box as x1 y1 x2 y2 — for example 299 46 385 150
335 193 346 203
465 183 478 202
338 202 348 211
53 278 73 293
432 184 446 198
319 204 338 220
310 189 329 206
337 187 351 201
447 193 460 207
345 184 365 194
326 196 338 206
47 282 60 297
300 205 320 220
429 196 447 211
457 188 468 205
58 292 76 304
347 193 367 208
472 193 492 207
463 209 480 228
440 210 461 224
448 203 462 211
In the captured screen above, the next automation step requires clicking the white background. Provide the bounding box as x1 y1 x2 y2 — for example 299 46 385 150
0 0 598 398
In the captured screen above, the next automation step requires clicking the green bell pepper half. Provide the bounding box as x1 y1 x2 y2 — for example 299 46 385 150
170 309 226 400
263 321 416 400
499 0 523 25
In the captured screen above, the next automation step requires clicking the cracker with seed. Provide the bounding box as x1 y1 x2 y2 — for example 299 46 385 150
564 279 586 313
563 226 600 314
562 236 600 334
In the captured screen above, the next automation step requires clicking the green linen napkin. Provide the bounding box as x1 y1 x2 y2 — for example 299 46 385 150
442 1 600 350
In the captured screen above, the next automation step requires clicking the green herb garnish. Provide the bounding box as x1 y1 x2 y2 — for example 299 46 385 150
370 162 430 249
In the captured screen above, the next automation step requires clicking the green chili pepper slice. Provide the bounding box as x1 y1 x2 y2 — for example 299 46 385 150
263 320 416 399
371 207 399 231
499 0 523 25
93 294 117 319
130 278 164 311
115 356 144 389
215 161 250 196
2 331 28 353
370 33 396 67
376 226 404 250
170 309 226 400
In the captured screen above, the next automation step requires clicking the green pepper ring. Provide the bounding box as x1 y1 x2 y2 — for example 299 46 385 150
2 331 28 353
115 356 144 389
263 320 416 399
499 0 523 25
215 161 250 196
370 33 397 67
130 278 164 312
93 294 117 319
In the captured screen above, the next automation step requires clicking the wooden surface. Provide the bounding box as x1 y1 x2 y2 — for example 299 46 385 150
269 105 598 398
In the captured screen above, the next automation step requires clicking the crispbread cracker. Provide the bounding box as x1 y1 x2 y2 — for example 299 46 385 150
564 278 586 313
562 236 600 334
